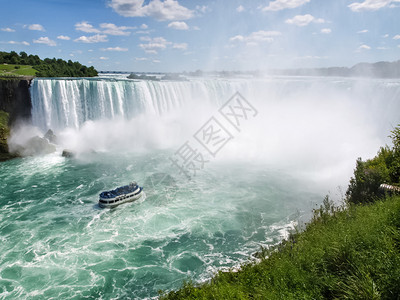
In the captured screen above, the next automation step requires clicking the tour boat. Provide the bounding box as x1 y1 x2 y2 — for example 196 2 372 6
99 181 143 208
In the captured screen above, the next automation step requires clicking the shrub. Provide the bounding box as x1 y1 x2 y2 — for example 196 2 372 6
346 125 400 204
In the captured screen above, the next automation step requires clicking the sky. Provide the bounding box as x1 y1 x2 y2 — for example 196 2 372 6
0 0 399 72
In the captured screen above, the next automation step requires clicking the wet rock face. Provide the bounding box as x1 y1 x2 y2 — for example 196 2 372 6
0 78 33 161
0 78 32 125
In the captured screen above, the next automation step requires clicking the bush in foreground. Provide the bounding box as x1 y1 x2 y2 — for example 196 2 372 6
346 125 400 204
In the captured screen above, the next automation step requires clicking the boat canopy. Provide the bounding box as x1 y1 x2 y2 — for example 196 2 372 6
100 182 138 199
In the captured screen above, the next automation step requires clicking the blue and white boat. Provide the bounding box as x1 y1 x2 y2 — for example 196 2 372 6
99 181 143 208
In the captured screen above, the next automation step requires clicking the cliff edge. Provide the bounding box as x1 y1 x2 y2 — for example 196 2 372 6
0 77 33 161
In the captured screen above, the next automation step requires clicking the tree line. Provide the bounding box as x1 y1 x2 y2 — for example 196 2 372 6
0 51 98 77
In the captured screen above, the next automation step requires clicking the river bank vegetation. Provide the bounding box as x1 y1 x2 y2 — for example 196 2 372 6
161 126 400 299
0 110 17 161
0 51 97 77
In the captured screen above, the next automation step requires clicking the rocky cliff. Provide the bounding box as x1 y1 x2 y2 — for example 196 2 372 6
0 77 33 160
0 77 33 124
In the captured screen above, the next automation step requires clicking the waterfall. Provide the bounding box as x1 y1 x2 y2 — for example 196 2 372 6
30 76 400 149
30 77 251 131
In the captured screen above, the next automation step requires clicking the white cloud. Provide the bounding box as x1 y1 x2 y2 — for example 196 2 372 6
99 57 109 60
75 21 100 33
33 37 56 46
141 24 148 29
383 34 389 38
236 5 245 12
393 35 400 39
27 24 45 31
377 46 388 49
74 34 108 43
167 21 189 30
193 26 200 30
230 35 245 42
230 30 281 45
196 5 210 13
321 28 332 34
109 0 194 21
100 23 134 36
57 35 71 40
1 28 15 32
152 59 161 63
136 30 151 34
140 36 152 41
173 42 188 50
135 57 148 61
285 14 325 26
6 41 30 46
75 21 133 36
357 29 369 33
101 47 128 51
349 0 400 12
358 44 371 50
139 36 171 53
262 0 310 11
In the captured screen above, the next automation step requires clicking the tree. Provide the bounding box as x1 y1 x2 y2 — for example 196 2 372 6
0 51 98 77
346 125 400 204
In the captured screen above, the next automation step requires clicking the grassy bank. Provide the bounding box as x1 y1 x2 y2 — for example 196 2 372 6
0 64 37 77
161 196 400 299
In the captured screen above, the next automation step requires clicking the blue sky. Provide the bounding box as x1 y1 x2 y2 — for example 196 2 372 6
0 0 399 72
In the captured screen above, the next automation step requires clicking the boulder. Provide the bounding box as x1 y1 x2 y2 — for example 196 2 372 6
44 129 57 144
62 149 75 158
15 136 56 156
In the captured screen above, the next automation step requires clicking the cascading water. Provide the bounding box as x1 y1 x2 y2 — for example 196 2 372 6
1 76 399 299
30 78 250 131
30 77 400 134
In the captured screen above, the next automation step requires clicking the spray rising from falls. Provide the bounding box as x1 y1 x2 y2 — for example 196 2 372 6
28 76 400 185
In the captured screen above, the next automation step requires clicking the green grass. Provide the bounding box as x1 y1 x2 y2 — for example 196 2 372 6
0 64 37 77
161 196 400 299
